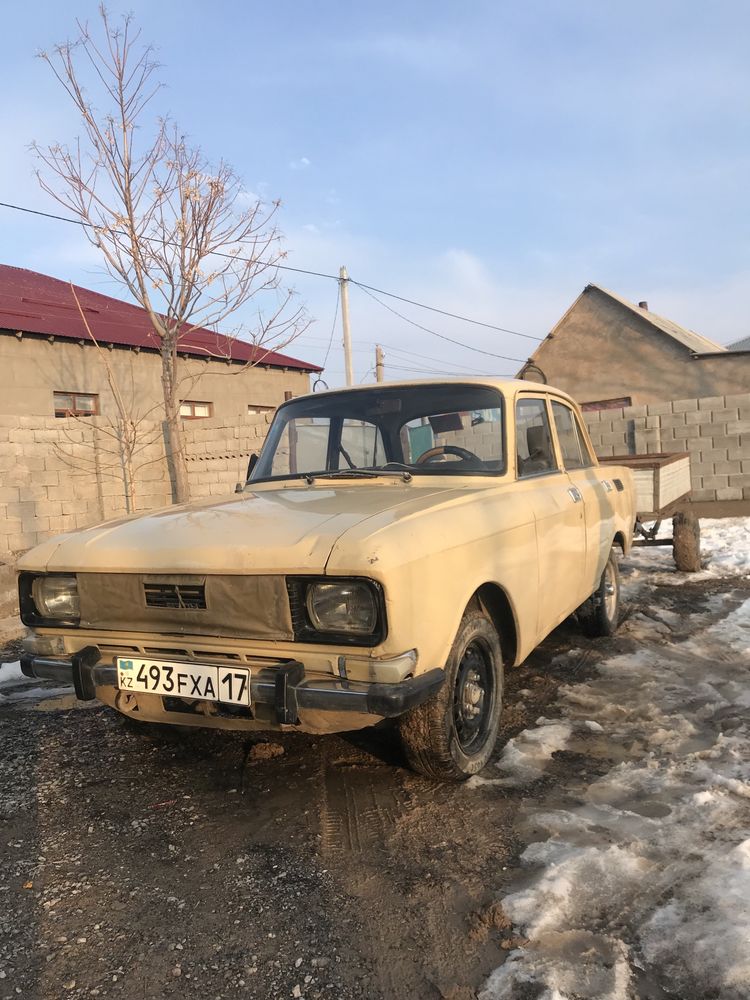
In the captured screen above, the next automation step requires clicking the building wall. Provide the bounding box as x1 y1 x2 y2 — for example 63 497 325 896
0 332 311 420
525 287 750 406
583 391 750 503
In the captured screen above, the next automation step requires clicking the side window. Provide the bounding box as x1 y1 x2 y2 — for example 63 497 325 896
516 398 556 478
552 402 594 470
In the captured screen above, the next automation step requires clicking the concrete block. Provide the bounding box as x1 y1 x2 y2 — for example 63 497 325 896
700 448 729 463
689 488 718 502
698 395 725 410
714 461 741 476
710 408 740 422
672 398 699 413
691 462 716 477
698 423 720 438
725 394 750 408
701 475 730 490
6 533 39 550
661 413 687 430
716 487 743 502
645 416 661 429
646 402 673 416
0 487 20 503
728 420 750 435
728 474 750 489
622 404 647 419
684 411 703 425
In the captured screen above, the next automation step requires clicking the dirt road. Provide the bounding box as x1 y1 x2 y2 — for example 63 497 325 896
2 566 748 1000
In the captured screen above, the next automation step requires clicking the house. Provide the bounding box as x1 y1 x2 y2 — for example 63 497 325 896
518 284 750 409
0 264 321 421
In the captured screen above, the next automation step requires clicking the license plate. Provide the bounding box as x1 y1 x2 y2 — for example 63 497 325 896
116 658 251 706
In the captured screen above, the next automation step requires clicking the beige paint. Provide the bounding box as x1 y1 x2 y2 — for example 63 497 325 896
522 287 750 406
0 332 310 420
19 378 636 735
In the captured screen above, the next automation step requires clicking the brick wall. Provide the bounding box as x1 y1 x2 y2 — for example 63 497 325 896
583 392 750 503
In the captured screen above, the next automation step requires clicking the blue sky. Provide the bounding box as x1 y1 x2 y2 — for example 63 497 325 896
1 0 748 383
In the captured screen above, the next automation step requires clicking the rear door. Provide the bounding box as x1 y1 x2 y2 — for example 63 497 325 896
515 395 588 641
550 399 615 594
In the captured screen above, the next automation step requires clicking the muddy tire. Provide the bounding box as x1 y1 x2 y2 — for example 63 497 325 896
399 609 504 781
577 549 620 637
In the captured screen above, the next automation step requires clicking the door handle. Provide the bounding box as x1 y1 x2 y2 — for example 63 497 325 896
567 486 583 503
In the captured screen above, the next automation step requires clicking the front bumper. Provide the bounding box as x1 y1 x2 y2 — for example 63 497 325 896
20 646 445 724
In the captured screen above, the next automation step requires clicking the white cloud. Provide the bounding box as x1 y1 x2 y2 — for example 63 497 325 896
289 156 311 171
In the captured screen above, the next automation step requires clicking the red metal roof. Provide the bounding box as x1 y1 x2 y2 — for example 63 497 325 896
0 264 321 372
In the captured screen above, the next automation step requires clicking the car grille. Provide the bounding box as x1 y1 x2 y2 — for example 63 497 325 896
144 582 207 610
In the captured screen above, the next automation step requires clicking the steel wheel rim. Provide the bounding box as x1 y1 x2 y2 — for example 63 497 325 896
603 562 617 620
453 640 494 754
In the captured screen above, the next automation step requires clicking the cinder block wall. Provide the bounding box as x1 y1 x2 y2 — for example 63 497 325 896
583 392 750 503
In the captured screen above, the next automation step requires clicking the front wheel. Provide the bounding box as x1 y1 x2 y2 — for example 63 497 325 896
399 609 504 781
577 549 620 637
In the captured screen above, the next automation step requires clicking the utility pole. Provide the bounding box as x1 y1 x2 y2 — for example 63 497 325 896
339 266 354 386
375 344 385 382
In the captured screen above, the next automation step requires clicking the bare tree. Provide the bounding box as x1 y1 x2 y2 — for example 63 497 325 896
33 6 308 503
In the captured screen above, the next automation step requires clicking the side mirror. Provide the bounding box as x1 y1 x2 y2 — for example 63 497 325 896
246 452 258 480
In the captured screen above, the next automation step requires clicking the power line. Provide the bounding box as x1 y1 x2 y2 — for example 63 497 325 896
320 283 340 369
0 198 543 344
354 279 541 342
353 282 527 365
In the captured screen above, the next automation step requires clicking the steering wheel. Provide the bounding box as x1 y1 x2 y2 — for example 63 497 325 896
415 445 482 465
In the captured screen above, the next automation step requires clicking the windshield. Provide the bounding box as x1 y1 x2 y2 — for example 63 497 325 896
250 383 506 483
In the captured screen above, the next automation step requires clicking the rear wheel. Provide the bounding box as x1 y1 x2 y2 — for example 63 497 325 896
399 609 504 781
577 549 620 637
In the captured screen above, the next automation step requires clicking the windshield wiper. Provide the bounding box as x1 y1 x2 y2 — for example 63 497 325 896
307 469 412 483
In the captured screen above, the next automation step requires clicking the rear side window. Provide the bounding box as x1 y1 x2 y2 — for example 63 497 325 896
552 402 594 469
516 398 556 477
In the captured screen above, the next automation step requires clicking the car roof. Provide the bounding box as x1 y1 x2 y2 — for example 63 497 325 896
291 377 579 408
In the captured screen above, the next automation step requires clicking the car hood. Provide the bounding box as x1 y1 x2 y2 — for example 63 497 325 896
18 481 465 576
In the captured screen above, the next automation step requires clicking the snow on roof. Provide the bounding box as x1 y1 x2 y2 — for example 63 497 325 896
0 264 321 372
587 284 726 356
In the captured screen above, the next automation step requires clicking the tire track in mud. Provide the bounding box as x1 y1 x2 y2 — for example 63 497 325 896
316 740 518 1000
317 743 419 998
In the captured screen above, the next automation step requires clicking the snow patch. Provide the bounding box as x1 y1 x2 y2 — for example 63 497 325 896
481 598 750 999
467 719 572 789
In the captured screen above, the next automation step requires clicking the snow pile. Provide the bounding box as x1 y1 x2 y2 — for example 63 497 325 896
468 719 573 789
0 660 25 690
626 515 750 584
0 660 71 704
481 599 750 1000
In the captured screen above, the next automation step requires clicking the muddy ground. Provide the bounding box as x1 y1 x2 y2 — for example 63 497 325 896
1 568 748 1000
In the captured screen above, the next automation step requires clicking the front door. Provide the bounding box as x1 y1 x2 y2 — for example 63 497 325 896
515 395 588 642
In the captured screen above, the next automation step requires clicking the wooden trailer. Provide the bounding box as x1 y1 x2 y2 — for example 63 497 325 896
600 453 700 571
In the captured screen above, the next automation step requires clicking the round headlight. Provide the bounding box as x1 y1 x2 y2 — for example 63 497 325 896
305 581 378 634
32 575 80 620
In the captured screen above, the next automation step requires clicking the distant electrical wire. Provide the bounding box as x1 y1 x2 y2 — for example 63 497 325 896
320 283 340 369
352 282 528 364
0 198 543 345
